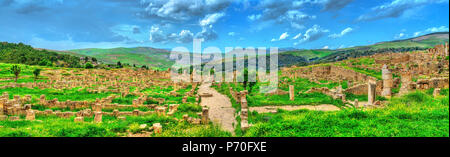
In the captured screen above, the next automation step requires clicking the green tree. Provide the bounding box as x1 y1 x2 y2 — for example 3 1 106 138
85 62 94 69
10 65 21 83
33 68 41 82
117 61 123 68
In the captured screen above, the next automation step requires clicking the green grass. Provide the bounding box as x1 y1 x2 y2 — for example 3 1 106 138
244 89 449 137
0 87 114 102
282 49 335 61
0 114 230 137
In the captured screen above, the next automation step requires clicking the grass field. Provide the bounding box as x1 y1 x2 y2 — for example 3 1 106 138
0 114 230 137
244 89 449 137
69 47 174 70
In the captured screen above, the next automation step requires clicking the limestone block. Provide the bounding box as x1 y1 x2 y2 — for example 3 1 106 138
9 116 20 121
94 112 102 123
289 85 294 101
25 110 35 121
368 81 376 105
74 117 84 122
153 123 162 134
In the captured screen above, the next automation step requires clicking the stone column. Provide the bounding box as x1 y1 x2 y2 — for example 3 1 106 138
399 71 412 95
368 80 376 105
94 112 102 123
433 88 441 97
289 85 294 101
153 123 162 134
381 64 393 98
25 110 35 121
93 103 102 112
201 107 209 124
74 117 84 122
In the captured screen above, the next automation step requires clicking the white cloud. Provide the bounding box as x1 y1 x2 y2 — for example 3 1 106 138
322 45 329 49
149 25 194 43
195 26 218 42
413 25 449 37
248 14 261 21
394 32 406 39
292 33 302 40
170 29 194 43
357 0 449 21
200 12 225 27
141 0 232 21
329 27 353 38
294 25 329 45
228 32 236 36
271 32 289 42
252 0 318 29
425 26 449 32
149 25 167 43
413 32 421 37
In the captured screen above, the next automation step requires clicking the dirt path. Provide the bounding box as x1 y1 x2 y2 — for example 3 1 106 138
198 82 236 134
249 104 341 113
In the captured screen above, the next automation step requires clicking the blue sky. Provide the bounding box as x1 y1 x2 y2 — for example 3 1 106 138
0 0 448 51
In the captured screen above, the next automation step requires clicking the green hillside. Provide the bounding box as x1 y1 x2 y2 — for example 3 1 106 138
0 42 82 68
61 32 448 70
281 49 335 61
315 32 449 64
69 47 174 70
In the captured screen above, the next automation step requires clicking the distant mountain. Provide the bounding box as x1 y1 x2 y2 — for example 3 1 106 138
315 32 449 64
69 47 174 70
349 32 449 50
61 32 448 70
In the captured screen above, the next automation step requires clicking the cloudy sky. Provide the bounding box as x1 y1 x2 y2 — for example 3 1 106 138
0 0 449 50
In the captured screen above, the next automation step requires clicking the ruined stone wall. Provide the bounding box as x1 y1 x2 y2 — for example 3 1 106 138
281 65 376 84
344 80 383 95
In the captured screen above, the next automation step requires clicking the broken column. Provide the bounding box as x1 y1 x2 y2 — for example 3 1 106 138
381 64 393 98
93 103 102 112
433 88 441 97
182 96 187 103
399 71 412 95
239 90 248 110
201 107 209 124
368 80 376 105
289 85 294 101
112 109 119 117
155 106 166 116
153 123 162 134
94 112 102 123
25 110 35 121
74 116 84 122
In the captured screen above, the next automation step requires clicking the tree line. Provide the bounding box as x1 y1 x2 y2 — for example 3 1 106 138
0 42 82 68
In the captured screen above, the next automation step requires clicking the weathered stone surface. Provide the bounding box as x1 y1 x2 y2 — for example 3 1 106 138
201 107 209 124
9 116 20 121
118 116 126 121
289 85 294 101
74 117 84 122
153 123 162 134
0 115 7 121
433 88 441 97
368 80 376 105
25 110 35 121
94 112 102 123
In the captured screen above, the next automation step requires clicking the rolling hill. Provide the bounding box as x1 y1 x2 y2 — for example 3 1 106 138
59 32 448 70
69 47 174 70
